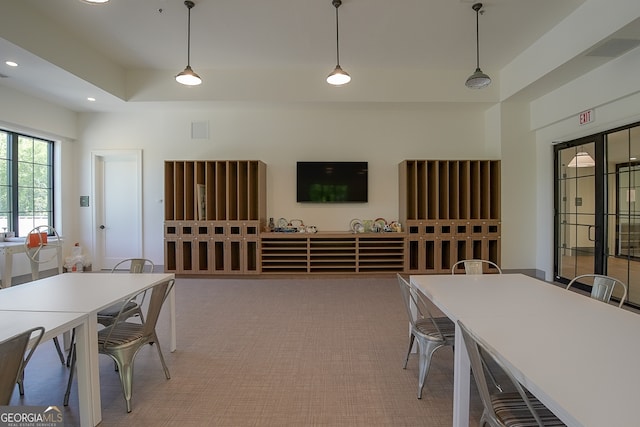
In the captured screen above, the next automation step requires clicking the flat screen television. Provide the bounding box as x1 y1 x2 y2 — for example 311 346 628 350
296 161 368 203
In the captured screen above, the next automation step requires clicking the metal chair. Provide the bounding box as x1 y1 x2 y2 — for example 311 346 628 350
566 274 627 307
397 274 455 399
23 226 66 366
65 278 174 412
458 320 566 427
451 259 502 275
97 258 155 327
0 326 44 405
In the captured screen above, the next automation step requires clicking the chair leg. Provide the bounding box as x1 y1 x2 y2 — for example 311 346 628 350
403 334 415 369
66 329 76 367
17 370 25 396
113 358 134 413
53 337 65 365
417 340 443 399
152 333 171 380
63 344 76 406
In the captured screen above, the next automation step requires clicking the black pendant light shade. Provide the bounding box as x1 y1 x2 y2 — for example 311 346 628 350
465 3 491 89
327 0 351 86
176 1 202 86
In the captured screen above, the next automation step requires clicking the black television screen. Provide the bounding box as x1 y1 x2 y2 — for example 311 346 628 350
296 162 368 203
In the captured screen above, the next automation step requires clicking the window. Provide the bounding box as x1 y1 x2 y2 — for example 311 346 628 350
0 130 54 236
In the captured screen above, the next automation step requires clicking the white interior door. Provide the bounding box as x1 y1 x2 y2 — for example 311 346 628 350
92 150 142 270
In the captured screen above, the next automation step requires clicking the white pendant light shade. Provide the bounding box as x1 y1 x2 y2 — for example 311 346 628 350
176 1 202 86
465 3 491 89
176 65 202 86
567 152 595 168
327 0 350 86
327 65 351 86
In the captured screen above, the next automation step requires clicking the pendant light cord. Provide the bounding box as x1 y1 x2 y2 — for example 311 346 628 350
475 8 480 69
334 1 341 66
187 4 192 66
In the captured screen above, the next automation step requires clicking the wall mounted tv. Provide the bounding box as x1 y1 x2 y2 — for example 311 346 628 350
296 161 368 203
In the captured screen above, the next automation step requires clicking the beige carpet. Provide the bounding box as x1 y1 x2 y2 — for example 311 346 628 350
12 276 483 426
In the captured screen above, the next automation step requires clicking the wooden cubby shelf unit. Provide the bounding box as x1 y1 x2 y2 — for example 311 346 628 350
164 160 266 222
400 160 501 274
164 159 500 276
164 160 266 275
260 233 405 274
399 160 500 221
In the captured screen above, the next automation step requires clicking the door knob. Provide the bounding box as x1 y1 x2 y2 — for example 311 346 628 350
99 225 105 229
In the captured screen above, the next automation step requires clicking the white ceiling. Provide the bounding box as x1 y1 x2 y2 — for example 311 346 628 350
2 0 635 113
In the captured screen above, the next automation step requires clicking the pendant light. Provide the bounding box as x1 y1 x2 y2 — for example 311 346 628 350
567 152 595 168
176 1 202 86
327 0 351 86
465 3 491 89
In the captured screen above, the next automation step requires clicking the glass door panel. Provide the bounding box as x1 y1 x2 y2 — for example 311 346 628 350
556 143 596 281
605 125 640 305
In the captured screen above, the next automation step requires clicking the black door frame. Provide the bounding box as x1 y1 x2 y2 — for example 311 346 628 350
553 134 606 284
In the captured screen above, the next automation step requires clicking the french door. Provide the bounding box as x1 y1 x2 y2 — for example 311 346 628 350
554 122 640 307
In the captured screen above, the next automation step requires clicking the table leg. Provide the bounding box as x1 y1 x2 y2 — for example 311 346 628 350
74 313 101 426
29 250 39 281
3 252 13 288
453 322 470 427
169 285 176 352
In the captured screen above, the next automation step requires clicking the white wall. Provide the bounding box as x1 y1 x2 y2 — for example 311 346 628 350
532 47 640 280
0 86 80 276
73 102 497 264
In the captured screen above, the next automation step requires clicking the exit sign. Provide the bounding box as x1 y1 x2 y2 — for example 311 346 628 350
579 109 594 125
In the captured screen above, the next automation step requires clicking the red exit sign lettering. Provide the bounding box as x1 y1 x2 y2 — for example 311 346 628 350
579 109 594 125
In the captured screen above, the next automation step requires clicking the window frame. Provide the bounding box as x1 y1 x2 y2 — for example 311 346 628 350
0 129 55 237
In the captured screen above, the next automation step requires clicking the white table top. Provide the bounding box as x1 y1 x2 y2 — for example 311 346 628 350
410 273 640 427
0 310 86 343
0 272 174 313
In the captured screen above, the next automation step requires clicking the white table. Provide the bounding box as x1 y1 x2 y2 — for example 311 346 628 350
0 272 175 426
0 310 86 346
410 273 640 427
0 240 63 288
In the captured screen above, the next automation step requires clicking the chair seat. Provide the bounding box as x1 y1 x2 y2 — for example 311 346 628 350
98 322 146 346
98 301 139 318
415 317 456 340
491 392 566 427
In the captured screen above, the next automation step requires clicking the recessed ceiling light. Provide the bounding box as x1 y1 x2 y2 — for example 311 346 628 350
80 0 109 4
5 61 18 67
87 97 96 102
631 157 637 161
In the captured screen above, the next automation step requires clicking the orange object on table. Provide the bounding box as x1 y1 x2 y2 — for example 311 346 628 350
27 232 48 248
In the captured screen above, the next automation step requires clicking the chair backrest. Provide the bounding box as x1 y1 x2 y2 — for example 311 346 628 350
457 320 547 427
102 278 175 345
141 279 175 336
451 259 502 275
396 274 446 339
0 326 44 405
566 274 627 307
111 258 155 274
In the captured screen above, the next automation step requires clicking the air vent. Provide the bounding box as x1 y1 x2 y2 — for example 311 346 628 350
586 38 640 58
